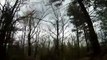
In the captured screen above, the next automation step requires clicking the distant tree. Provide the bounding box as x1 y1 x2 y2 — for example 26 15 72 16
45 1 70 59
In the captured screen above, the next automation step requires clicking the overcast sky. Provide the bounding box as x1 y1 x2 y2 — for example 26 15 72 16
0 0 102 43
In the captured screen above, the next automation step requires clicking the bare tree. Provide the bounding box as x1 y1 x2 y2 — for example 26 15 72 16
0 0 23 60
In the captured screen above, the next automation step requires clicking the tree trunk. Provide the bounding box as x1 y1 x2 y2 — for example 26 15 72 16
0 31 7 60
55 20 60 60
0 42 6 60
76 27 80 59
77 0 101 54
28 19 32 56
28 32 31 56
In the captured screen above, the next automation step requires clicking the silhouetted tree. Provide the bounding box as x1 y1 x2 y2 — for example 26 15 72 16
77 0 101 55
0 0 21 60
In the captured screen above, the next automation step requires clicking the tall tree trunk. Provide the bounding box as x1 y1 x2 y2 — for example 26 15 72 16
55 20 60 60
75 25 80 60
77 0 101 54
28 19 32 56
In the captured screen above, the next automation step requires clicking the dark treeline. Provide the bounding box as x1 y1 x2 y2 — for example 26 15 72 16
0 0 107 60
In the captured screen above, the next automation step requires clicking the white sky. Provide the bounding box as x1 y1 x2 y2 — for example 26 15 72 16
0 0 102 44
